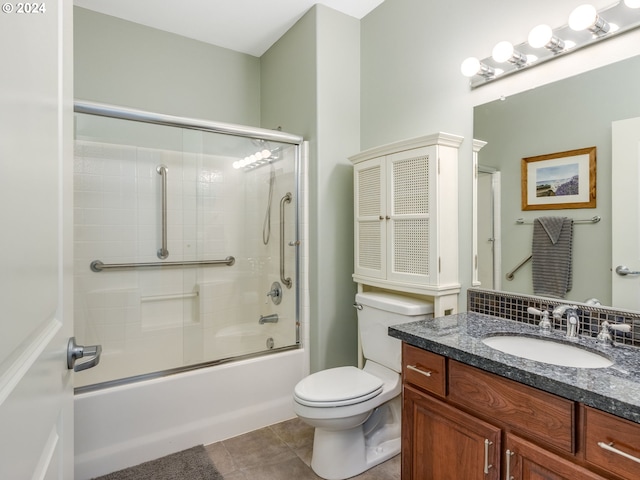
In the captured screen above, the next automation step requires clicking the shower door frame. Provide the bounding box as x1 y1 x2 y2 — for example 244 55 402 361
73 100 305 390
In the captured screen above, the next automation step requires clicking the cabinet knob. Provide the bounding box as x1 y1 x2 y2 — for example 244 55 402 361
386 215 391 220
379 215 384 220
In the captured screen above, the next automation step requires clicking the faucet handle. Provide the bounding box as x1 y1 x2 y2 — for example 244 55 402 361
596 321 632 345
528 307 552 332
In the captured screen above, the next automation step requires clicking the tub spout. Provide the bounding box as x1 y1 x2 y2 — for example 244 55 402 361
259 313 279 324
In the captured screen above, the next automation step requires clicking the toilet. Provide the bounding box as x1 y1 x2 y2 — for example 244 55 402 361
293 292 433 480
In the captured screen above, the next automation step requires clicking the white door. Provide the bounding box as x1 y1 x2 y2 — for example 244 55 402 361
612 117 640 311
477 171 496 289
0 2 74 478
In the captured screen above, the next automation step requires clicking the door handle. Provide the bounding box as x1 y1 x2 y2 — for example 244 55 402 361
67 337 102 372
615 265 640 276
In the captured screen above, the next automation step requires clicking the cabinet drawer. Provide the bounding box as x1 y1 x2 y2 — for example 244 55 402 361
584 406 640 479
402 344 446 397
448 360 575 454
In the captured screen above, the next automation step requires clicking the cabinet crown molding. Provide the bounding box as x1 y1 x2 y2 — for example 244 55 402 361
349 132 463 164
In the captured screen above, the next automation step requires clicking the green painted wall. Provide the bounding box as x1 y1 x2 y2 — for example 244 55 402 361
261 5 360 372
74 7 260 125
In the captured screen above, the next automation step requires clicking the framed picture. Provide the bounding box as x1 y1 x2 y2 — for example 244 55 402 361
521 146 596 210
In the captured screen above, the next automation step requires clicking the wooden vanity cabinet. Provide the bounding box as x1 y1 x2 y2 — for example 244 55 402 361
401 343 638 480
584 407 640 479
506 434 607 480
403 385 501 480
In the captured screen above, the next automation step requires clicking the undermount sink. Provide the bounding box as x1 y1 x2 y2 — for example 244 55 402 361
482 335 613 369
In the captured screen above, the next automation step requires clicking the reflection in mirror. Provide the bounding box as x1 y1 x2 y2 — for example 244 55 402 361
474 54 640 308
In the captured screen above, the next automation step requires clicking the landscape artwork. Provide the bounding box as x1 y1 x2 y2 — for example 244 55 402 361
521 147 596 210
535 163 579 197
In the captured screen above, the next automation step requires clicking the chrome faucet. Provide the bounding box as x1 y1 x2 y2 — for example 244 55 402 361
552 305 579 338
259 313 279 324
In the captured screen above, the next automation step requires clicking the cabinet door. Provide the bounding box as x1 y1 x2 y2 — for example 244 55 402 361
387 147 434 285
403 385 500 480
505 434 607 480
584 406 640 479
354 157 387 279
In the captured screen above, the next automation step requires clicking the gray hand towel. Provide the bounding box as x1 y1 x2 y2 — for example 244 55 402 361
532 217 573 298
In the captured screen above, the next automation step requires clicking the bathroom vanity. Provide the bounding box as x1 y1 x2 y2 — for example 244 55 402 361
390 312 640 480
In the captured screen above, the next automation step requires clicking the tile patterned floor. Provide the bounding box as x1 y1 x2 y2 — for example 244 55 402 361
205 418 401 480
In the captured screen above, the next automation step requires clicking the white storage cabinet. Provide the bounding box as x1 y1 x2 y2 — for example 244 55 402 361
350 133 463 316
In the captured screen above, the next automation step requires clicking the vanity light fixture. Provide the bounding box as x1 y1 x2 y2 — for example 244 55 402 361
462 0 640 88
232 148 273 170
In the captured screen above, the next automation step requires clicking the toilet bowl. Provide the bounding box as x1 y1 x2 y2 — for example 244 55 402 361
293 292 433 480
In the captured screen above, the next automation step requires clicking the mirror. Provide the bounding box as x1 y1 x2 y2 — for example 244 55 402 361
474 54 640 307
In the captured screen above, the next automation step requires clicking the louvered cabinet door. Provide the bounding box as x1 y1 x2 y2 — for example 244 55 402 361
354 157 387 279
386 147 434 285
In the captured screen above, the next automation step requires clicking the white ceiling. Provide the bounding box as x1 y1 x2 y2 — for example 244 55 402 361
74 0 384 57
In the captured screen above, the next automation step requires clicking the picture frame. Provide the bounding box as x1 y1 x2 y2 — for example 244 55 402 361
521 146 596 210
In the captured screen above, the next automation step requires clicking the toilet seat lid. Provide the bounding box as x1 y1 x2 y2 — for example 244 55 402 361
294 366 383 407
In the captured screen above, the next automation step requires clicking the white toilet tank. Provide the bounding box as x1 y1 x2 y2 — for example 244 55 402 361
356 292 433 373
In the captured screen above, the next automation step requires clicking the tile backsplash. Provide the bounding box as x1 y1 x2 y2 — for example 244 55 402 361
468 288 640 347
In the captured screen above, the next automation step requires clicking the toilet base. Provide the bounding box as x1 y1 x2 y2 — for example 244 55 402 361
309 397 401 480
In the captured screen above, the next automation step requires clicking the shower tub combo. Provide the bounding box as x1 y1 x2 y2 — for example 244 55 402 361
72 102 308 479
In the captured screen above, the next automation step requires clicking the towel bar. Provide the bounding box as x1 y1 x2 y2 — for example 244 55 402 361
516 215 601 225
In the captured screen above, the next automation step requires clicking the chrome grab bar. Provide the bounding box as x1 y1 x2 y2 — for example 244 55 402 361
506 254 532 280
157 165 169 259
280 192 292 289
90 256 235 272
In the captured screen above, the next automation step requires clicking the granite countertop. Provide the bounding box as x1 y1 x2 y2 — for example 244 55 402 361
389 312 640 424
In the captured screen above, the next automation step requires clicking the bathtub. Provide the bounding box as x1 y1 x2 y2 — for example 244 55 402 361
74 347 307 479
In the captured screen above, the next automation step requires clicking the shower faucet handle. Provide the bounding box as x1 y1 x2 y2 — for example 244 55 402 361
266 282 282 305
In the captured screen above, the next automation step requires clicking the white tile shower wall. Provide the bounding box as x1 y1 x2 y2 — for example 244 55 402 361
73 140 299 387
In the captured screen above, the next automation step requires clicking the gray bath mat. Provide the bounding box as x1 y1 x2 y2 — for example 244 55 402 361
93 445 223 480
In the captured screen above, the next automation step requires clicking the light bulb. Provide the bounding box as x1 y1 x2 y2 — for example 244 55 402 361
569 4 597 30
625 0 640 8
461 57 481 77
528 24 553 48
528 24 565 52
261 149 271 159
492 41 514 63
